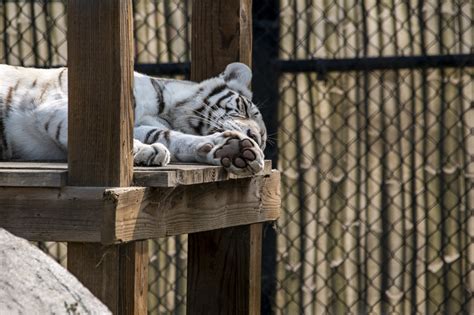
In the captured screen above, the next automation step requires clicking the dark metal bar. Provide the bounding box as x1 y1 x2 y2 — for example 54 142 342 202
361 0 370 311
252 0 280 313
131 0 138 64
417 1 429 313
29 0 39 66
96 53 474 79
275 54 474 75
2 0 10 64
134 62 190 76
42 1 53 66
405 2 418 312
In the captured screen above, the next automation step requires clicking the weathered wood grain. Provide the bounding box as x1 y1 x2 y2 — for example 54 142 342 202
69 242 149 315
66 2 146 314
188 0 261 313
134 160 272 186
0 162 68 169
0 160 272 187
0 229 111 314
0 171 280 244
0 186 108 242
118 241 148 315
67 0 134 187
0 169 66 187
187 224 262 315
105 171 280 243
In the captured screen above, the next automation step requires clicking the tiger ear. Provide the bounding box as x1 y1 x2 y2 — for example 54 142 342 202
221 62 252 97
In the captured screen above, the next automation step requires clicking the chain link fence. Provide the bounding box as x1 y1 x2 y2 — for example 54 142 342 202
273 1 473 314
1 1 473 314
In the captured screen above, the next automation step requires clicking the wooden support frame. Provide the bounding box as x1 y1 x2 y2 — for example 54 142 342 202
0 171 280 243
66 1 147 314
0 0 280 313
187 0 261 314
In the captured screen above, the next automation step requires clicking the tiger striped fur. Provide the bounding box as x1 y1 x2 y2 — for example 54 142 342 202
0 63 266 175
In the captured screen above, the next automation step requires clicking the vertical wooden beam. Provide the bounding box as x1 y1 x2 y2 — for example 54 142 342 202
187 225 262 314
66 1 148 314
67 0 133 187
188 0 262 314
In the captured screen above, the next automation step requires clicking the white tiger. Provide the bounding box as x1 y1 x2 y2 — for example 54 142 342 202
0 63 266 175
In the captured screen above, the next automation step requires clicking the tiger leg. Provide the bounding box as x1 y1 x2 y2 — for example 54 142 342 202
133 125 171 166
135 125 264 175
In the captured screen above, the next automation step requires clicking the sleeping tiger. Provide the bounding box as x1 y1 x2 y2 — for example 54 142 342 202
0 62 266 175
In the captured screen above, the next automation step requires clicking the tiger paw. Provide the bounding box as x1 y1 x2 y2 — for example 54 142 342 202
134 143 171 166
198 131 264 175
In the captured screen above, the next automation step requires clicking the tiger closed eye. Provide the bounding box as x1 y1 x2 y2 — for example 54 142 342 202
230 112 245 118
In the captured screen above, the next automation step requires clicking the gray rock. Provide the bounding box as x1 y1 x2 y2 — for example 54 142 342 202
0 228 111 314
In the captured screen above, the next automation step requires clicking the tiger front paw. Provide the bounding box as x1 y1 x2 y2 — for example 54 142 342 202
134 143 171 166
197 131 264 175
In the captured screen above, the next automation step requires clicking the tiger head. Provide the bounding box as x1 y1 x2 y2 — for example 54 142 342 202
195 63 267 150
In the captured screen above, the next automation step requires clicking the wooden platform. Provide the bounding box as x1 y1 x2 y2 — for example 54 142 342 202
0 161 280 244
0 160 272 187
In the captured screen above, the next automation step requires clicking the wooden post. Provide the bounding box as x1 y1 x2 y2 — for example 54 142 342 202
187 0 262 314
66 1 148 314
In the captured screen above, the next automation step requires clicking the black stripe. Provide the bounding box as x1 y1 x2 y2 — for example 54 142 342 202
39 83 50 101
236 97 243 112
58 68 66 90
206 84 227 99
55 121 62 142
203 109 216 135
214 91 234 108
241 97 250 118
163 130 170 144
150 78 164 114
0 98 8 159
4 80 19 117
174 96 194 108
144 128 157 144
44 120 50 132
150 130 163 144
195 105 206 114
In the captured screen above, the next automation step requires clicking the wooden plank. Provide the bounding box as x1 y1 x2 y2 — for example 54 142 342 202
134 160 272 186
0 186 108 242
0 161 272 187
106 171 280 243
132 170 177 187
188 0 260 312
0 162 68 169
0 171 281 244
66 1 146 314
0 169 66 187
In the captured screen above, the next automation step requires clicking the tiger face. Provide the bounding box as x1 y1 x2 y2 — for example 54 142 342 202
196 63 267 150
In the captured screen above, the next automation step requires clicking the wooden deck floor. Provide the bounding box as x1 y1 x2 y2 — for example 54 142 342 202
0 160 272 187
